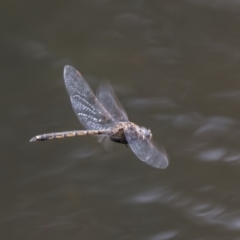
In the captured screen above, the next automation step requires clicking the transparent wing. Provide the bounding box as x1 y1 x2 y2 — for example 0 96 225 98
97 81 128 122
124 127 169 169
64 65 115 130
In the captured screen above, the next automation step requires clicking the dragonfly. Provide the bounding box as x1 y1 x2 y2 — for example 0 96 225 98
30 65 169 169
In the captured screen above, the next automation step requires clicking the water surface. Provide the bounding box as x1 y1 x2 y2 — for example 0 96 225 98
1 1 240 239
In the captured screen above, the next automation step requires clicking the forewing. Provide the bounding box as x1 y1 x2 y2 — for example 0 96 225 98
124 127 169 169
64 65 115 130
97 81 128 122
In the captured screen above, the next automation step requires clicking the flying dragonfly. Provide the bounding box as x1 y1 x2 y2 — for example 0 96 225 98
30 65 169 169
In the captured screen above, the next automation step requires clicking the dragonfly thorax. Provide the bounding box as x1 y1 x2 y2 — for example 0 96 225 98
109 122 128 144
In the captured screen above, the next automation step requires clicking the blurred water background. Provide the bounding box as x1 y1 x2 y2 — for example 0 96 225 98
1 1 240 239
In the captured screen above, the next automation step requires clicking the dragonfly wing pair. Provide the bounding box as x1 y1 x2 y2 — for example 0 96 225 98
64 65 128 129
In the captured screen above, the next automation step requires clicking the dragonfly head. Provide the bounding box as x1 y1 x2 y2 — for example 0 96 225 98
140 126 152 140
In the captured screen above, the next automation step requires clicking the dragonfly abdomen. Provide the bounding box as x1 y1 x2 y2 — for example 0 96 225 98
30 130 110 142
